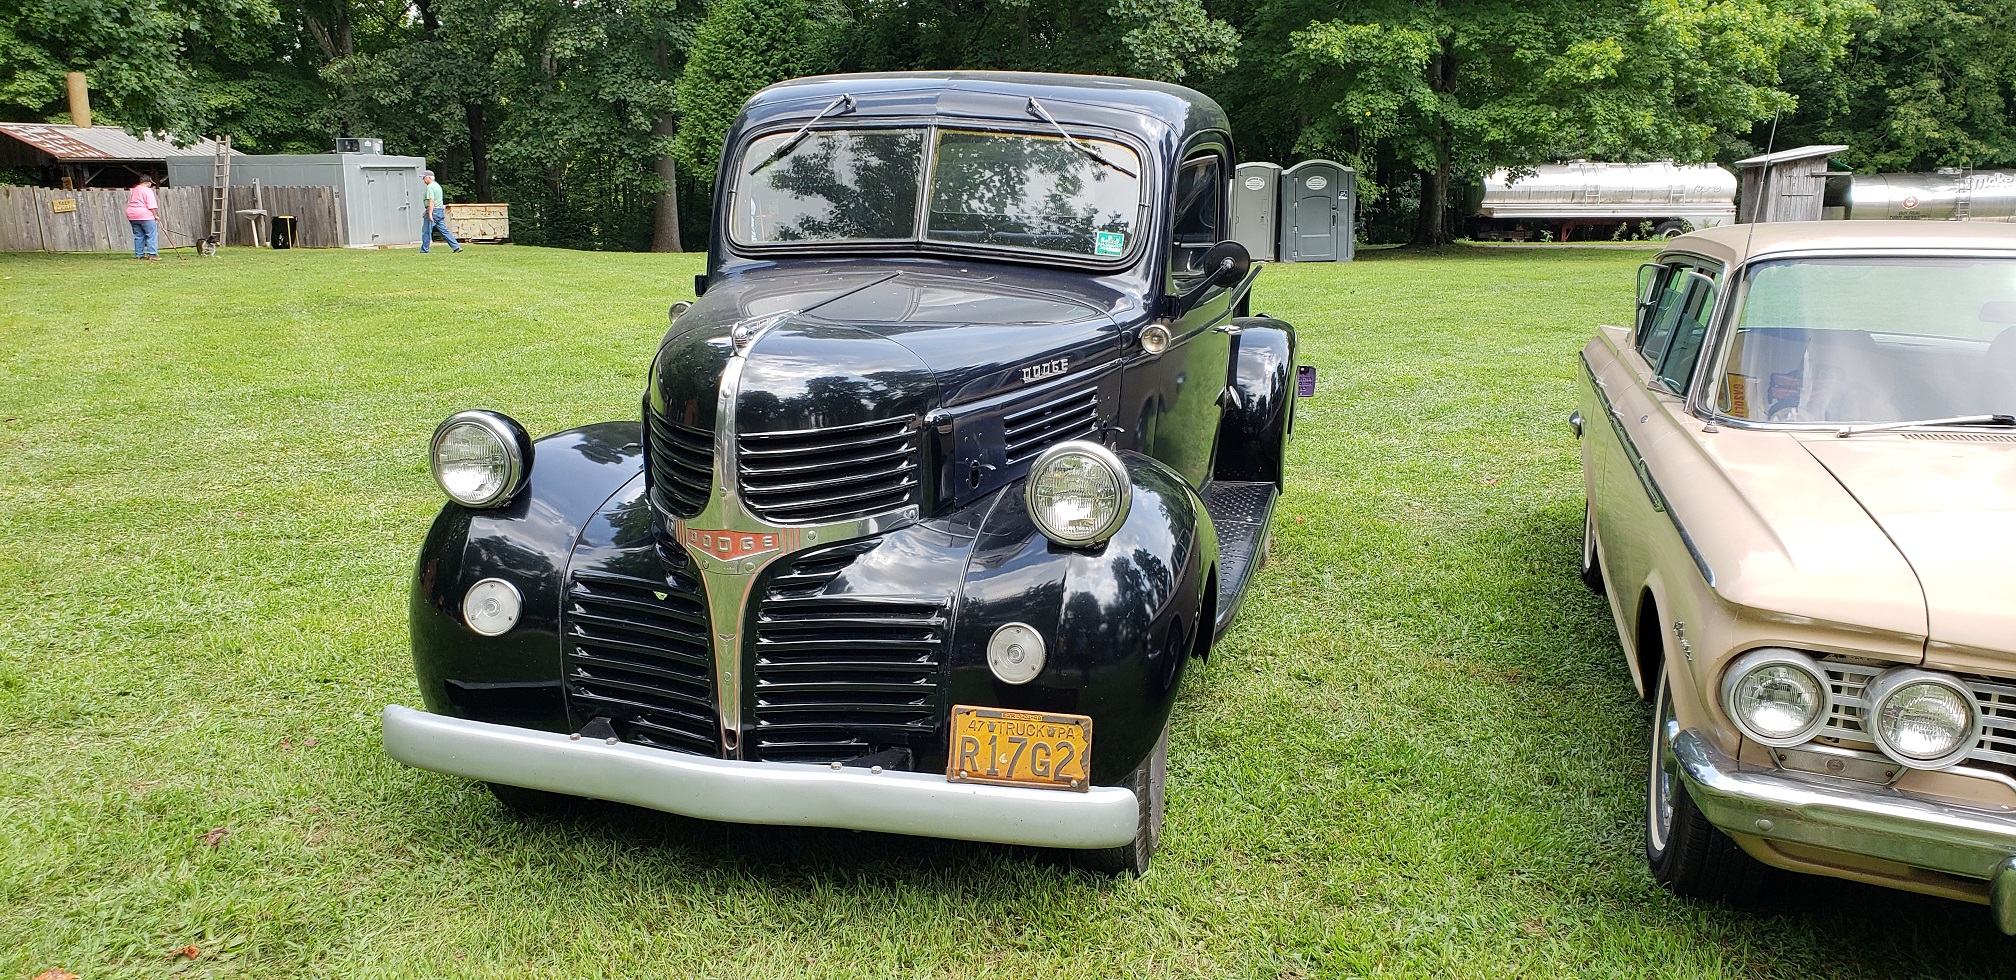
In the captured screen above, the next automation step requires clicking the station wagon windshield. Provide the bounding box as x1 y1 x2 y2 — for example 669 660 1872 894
732 126 1143 259
1711 257 2016 425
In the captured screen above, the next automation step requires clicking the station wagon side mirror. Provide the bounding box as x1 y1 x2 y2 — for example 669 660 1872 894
1168 240 1253 317
1636 263 1664 333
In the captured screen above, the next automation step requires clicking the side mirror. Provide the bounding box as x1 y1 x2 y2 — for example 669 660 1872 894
1636 262 1664 332
1169 240 1253 317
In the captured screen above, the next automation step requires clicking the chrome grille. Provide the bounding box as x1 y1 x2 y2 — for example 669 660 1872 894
646 411 713 519
1003 387 1100 463
737 416 920 524
750 541 946 763
1819 661 2016 768
561 566 717 756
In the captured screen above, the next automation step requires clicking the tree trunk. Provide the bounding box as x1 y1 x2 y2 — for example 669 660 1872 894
651 116 683 252
1410 34 1459 248
466 102 492 202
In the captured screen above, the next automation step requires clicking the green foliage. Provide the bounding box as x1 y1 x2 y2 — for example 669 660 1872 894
1107 0 1239 82
673 0 807 182
1779 0 2016 169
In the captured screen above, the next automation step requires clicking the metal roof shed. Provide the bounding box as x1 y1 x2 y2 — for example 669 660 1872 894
0 122 234 188
1735 144 1848 223
165 152 426 247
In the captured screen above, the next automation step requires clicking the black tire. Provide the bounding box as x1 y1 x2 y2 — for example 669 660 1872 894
1653 220 1687 240
1580 504 1606 595
486 782 583 815
1072 720 1168 876
1646 665 1771 903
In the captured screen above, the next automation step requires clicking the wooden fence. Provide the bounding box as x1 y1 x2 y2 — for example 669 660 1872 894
0 185 343 251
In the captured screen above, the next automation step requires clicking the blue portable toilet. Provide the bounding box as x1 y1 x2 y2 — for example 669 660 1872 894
1279 160 1356 262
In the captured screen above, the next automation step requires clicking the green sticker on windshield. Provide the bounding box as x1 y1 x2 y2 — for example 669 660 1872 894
1095 231 1125 256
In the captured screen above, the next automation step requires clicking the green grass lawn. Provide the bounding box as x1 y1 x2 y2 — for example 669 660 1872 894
1 244 2006 978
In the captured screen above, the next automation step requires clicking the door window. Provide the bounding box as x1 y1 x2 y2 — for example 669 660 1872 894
1169 152 1224 286
1635 264 1717 394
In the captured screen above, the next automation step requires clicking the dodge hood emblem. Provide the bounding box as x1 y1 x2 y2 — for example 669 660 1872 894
676 524 790 563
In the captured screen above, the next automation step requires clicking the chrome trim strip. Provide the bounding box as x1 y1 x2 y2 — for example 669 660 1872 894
1580 351 1716 587
1672 726 2016 884
382 705 1140 849
680 313 921 757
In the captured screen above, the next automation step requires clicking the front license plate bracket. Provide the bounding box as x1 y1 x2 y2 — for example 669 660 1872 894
945 705 1092 793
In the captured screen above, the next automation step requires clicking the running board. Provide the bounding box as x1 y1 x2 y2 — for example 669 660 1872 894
1203 480 1278 640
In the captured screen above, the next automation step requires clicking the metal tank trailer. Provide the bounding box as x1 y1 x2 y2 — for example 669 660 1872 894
1466 161 1738 242
1827 169 2016 222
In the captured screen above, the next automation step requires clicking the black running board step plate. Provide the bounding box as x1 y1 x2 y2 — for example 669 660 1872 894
1203 481 1277 640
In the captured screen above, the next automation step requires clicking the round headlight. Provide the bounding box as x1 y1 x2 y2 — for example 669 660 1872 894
1025 441 1131 547
462 578 522 636
430 410 530 508
987 622 1047 684
1866 669 1979 769
1720 648 1829 747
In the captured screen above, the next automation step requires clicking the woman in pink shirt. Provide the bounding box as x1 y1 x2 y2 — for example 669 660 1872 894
126 175 161 260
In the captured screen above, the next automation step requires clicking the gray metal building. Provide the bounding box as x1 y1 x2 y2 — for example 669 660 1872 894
165 152 426 247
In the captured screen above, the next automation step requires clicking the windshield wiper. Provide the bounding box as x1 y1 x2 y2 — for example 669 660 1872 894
747 93 855 175
1024 97 1137 178
1834 414 2016 437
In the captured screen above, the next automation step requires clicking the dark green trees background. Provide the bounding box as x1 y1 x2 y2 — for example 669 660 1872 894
5 0 2011 249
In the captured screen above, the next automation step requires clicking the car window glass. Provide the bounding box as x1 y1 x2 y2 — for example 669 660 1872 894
733 129 924 244
1654 274 1716 393
1714 257 2016 423
1169 153 1223 282
1636 265 1690 366
925 129 1142 257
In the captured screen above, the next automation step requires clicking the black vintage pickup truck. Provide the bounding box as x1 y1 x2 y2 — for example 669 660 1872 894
383 71 1302 874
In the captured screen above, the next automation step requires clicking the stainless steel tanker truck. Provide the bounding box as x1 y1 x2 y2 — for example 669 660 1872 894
1466 161 1738 242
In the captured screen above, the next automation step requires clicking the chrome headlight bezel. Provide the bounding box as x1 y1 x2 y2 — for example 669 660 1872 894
1720 648 1831 748
430 410 532 508
1864 668 1980 770
1024 441 1132 548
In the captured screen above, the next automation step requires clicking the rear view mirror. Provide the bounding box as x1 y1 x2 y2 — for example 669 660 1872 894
1169 240 1253 317
1636 263 1665 332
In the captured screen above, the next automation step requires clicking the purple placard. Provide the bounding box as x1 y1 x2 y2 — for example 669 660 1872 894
1296 365 1317 397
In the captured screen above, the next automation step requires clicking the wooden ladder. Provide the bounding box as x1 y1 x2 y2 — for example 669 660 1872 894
209 136 231 245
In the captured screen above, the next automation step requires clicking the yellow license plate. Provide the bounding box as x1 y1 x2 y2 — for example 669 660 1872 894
946 705 1092 792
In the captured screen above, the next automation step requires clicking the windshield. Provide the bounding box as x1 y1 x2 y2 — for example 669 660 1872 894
729 125 1143 259
925 130 1141 257
1711 257 2016 424
735 129 924 243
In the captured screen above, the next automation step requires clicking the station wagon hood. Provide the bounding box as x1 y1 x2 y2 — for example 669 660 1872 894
1798 436 2016 670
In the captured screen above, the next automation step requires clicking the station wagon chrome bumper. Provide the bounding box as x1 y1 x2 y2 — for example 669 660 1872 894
1673 728 2016 933
381 705 1140 849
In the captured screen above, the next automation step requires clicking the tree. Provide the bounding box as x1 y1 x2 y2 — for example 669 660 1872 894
1778 0 2016 170
673 0 807 183
1286 0 1864 246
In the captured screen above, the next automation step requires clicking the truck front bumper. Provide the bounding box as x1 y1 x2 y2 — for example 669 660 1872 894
1673 728 2016 933
382 705 1140 849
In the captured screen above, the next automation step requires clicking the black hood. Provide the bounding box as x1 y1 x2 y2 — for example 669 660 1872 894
650 263 1123 436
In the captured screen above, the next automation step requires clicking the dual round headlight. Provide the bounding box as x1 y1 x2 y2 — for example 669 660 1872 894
1721 650 1983 770
1863 669 1979 769
1025 441 1131 547
430 410 532 508
1721 648 1831 747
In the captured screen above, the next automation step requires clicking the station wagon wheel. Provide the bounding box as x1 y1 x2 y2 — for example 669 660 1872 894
1072 719 1168 876
1645 664 1771 903
1579 505 1605 595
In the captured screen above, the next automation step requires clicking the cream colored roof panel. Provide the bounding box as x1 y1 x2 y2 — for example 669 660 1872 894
1669 220 2016 266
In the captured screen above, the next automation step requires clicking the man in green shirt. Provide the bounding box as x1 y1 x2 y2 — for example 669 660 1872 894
420 170 462 253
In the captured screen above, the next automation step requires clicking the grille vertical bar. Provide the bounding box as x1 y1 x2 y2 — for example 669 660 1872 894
562 566 718 756
737 416 920 524
750 541 947 763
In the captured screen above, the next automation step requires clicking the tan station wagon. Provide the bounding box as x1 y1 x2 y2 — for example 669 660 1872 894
1576 221 2016 931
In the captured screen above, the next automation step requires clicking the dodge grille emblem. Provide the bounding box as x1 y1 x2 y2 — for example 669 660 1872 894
679 526 785 562
1021 357 1069 383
